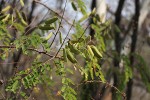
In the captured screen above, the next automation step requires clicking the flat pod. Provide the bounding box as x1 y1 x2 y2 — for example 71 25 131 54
66 49 77 63
45 17 58 25
15 10 27 26
2 14 10 22
90 45 102 58
63 48 67 62
71 2 77 11
68 42 80 54
39 25 54 30
87 45 94 57
1 5 11 13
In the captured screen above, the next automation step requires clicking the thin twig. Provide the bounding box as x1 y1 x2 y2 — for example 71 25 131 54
0 45 61 59
49 0 67 48
33 0 73 26
55 15 76 57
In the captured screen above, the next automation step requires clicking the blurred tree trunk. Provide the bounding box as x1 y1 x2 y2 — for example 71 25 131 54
112 0 125 99
126 0 140 100
90 0 96 39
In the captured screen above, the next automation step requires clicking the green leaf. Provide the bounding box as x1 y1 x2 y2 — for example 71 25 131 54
66 68 73 74
114 24 121 33
12 80 19 93
66 78 74 85
77 0 86 15
79 12 91 23
13 23 25 33
99 70 105 82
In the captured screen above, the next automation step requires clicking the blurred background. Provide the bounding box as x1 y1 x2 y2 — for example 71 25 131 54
0 0 150 100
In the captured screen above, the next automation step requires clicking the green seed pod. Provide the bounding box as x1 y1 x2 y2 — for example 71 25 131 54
2 14 10 22
87 45 94 57
68 42 80 54
63 48 67 62
59 32 62 44
39 25 54 30
15 9 27 26
90 45 103 58
84 50 92 61
21 18 28 26
1 5 11 13
71 2 77 11
66 49 77 63
20 0 24 7
41 32 53 41
45 17 58 25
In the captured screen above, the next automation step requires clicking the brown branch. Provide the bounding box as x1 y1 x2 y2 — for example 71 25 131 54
33 0 73 26
0 45 61 59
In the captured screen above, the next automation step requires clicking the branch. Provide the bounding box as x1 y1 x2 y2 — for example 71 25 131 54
55 14 76 57
0 45 62 59
33 0 73 26
49 0 67 48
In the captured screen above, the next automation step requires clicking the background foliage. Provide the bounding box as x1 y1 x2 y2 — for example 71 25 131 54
0 0 150 100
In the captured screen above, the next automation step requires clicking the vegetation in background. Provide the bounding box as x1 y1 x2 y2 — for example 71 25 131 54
0 0 150 100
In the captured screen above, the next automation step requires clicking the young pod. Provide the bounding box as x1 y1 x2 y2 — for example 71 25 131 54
87 45 94 57
90 45 103 58
68 42 80 54
2 14 10 22
20 0 24 7
1 5 11 13
39 25 54 30
84 50 92 61
45 17 58 25
63 48 67 62
66 49 77 63
15 10 27 26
